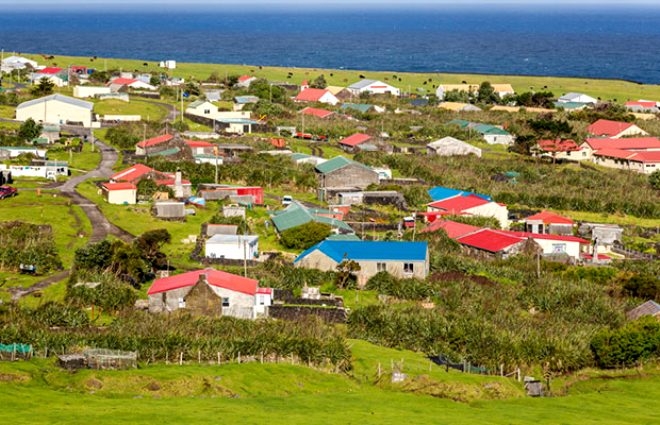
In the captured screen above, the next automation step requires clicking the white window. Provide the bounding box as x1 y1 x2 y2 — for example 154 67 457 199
377 262 387 272
403 263 414 274
178 298 186 308
551 243 566 254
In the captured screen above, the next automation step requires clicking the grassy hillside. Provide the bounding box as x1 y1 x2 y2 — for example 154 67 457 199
18 53 660 103
0 344 659 425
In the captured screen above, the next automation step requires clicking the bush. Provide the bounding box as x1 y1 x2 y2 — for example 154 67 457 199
591 316 660 368
280 222 331 250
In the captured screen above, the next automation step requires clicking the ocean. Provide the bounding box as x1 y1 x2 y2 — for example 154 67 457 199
2 6 660 84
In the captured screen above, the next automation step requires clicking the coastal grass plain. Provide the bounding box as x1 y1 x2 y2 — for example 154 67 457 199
19 53 660 103
1 341 659 425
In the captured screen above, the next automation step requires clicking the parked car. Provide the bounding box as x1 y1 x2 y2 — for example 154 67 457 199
0 186 17 199
282 195 293 206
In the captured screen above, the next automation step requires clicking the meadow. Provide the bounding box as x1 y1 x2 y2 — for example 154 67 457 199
17 53 660 103
0 340 658 425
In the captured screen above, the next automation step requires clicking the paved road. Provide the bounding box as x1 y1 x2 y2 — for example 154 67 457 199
11 140 133 300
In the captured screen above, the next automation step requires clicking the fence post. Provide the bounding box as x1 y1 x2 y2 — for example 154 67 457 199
217 352 221 365
198 350 201 364
377 362 382 378
500 364 504 377
179 352 183 365
238 352 241 364
260 352 264 364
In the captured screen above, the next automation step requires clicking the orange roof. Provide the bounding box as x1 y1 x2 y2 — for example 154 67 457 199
339 133 372 147
111 163 155 183
295 88 331 102
101 182 137 191
185 140 214 148
300 107 334 119
136 134 174 148
537 139 580 152
110 77 138 86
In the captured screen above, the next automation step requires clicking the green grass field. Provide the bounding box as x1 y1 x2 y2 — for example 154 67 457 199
18 53 660 103
93 98 169 122
0 340 658 424
47 142 101 173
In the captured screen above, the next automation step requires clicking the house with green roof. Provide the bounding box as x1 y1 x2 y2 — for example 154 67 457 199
315 156 379 189
447 119 515 145
270 201 354 234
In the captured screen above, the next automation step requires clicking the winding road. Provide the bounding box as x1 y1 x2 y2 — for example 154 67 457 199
10 139 133 300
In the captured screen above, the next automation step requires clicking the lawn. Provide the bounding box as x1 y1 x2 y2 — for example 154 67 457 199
0 105 16 120
93 98 169 122
0 347 659 425
47 142 101 173
20 53 660 104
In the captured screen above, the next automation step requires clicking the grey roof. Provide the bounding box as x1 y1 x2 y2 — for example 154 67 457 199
348 79 378 89
627 300 660 321
17 94 93 111
207 234 258 246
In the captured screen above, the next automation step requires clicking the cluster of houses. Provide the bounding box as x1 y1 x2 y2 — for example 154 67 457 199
536 118 660 174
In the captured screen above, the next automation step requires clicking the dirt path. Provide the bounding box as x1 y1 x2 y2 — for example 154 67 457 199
11 139 133 300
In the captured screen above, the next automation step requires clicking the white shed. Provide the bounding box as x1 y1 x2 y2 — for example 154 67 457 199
426 137 482 157
101 182 137 205
205 234 259 260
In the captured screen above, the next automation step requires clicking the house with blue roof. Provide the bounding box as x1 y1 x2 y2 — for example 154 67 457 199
428 186 492 202
294 240 429 285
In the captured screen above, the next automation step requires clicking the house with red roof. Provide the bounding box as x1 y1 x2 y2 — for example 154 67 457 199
31 67 68 87
456 229 529 259
524 211 574 235
235 75 257 88
185 139 215 155
420 219 480 238
110 164 192 197
300 107 334 119
135 134 175 156
101 182 137 205
625 100 659 113
587 119 648 139
108 77 156 91
505 231 589 261
338 133 373 152
578 137 660 162
294 88 339 106
535 139 581 161
427 194 509 229
147 268 272 319
592 149 660 174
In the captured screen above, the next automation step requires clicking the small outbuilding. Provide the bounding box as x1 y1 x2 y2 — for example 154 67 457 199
426 136 482 157
205 234 259 261
101 182 137 205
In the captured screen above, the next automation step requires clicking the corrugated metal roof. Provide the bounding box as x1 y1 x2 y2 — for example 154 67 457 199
348 79 377 89
147 268 259 295
315 156 371 174
341 103 374 113
17 94 93 111
456 229 524 253
428 186 492 202
271 202 352 232
295 240 427 263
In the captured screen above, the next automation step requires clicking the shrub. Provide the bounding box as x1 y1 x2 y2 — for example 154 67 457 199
280 222 331 250
591 316 660 368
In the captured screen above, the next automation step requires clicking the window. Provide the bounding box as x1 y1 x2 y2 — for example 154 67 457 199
551 243 566 254
222 297 230 307
204 109 210 114
403 263 414 274
178 298 186 308
258 295 265 306
377 262 387 273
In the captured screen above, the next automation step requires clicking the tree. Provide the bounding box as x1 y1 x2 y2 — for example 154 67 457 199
280 221 331 250
134 229 171 271
309 74 327 89
31 77 55 96
18 118 43 142
477 81 498 104
443 89 471 103
335 258 361 289
88 70 111 84
149 74 161 86
649 170 660 190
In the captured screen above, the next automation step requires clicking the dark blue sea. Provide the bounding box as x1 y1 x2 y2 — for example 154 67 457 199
2 5 660 84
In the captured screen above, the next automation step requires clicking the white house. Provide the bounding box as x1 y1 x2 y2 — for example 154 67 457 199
427 137 482 157
101 182 137 205
427 194 509 229
16 94 94 127
294 88 339 106
147 268 272 319
185 99 218 116
0 161 68 180
1 55 38 73
557 92 598 104
347 79 400 97
205 234 259 261
30 67 68 87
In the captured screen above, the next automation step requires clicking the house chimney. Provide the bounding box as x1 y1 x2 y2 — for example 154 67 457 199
174 168 183 198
